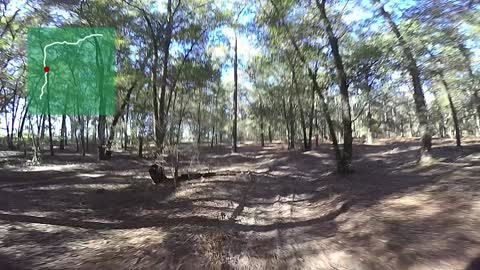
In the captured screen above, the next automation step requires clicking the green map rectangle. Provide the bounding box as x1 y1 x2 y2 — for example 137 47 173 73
27 27 115 115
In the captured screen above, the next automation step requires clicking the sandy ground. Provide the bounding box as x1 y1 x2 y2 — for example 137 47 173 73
0 138 479 270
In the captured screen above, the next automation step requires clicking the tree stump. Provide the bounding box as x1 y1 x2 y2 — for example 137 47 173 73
149 164 167 185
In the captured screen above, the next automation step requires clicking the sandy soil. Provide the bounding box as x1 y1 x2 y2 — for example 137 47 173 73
0 138 479 270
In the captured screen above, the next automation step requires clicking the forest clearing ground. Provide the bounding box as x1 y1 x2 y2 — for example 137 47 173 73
0 138 479 269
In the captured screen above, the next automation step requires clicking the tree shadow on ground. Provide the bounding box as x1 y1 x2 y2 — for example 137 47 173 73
0 140 479 269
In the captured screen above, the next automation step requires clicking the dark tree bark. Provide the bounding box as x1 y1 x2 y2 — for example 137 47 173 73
197 89 202 145
281 96 290 147
18 102 28 140
268 125 272 143
259 96 265 147
106 83 136 158
316 0 353 172
289 96 295 149
307 86 315 150
123 103 129 150
439 73 461 147
157 0 175 151
372 0 432 159
79 116 86 156
86 116 89 153
60 114 66 150
288 57 308 151
92 34 107 160
232 34 238 153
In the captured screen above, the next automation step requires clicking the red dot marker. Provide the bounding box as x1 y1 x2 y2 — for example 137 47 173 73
44 66 50 73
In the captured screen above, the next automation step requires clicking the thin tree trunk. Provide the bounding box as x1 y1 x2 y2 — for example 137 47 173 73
157 0 175 151
48 114 54 156
60 114 66 150
93 34 107 160
316 0 353 172
106 83 136 158
124 103 129 150
260 97 265 147
86 116 90 152
287 56 308 150
373 0 432 159
307 87 315 150
18 101 28 140
288 96 295 149
440 74 461 147
268 125 272 143
40 114 46 139
28 116 41 164
197 89 202 145
232 34 238 153
79 116 86 156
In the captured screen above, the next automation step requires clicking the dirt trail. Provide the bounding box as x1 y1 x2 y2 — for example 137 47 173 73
0 140 479 269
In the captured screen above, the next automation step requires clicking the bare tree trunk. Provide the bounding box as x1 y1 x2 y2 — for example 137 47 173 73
18 102 28 140
40 114 46 140
232 34 238 153
307 87 315 150
48 114 54 156
373 0 432 159
138 113 145 158
197 89 202 145
260 97 265 147
79 116 86 156
316 0 353 172
157 0 175 151
106 83 136 158
93 34 107 160
288 96 295 149
124 103 129 150
281 96 290 147
315 116 319 147
28 116 41 164
86 116 90 153
366 105 374 144
268 125 272 143
60 114 66 150
440 74 461 147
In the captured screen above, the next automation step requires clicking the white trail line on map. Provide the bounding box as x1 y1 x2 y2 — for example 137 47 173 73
39 33 103 99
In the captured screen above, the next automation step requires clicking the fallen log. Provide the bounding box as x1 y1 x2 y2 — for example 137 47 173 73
148 164 242 185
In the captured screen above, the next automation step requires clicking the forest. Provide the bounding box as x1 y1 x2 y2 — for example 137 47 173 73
1 0 480 269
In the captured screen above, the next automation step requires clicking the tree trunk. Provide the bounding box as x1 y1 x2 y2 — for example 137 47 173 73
373 0 432 159
260 97 265 147
268 125 272 143
316 0 353 172
456 39 480 135
106 83 136 158
48 114 54 156
157 0 175 151
92 34 107 160
288 96 295 149
307 86 315 150
440 74 461 147
40 114 46 139
28 116 41 164
60 114 66 150
79 116 86 157
197 90 202 145
124 103 129 150
366 105 374 145
18 103 28 140
281 96 290 147
232 34 238 153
